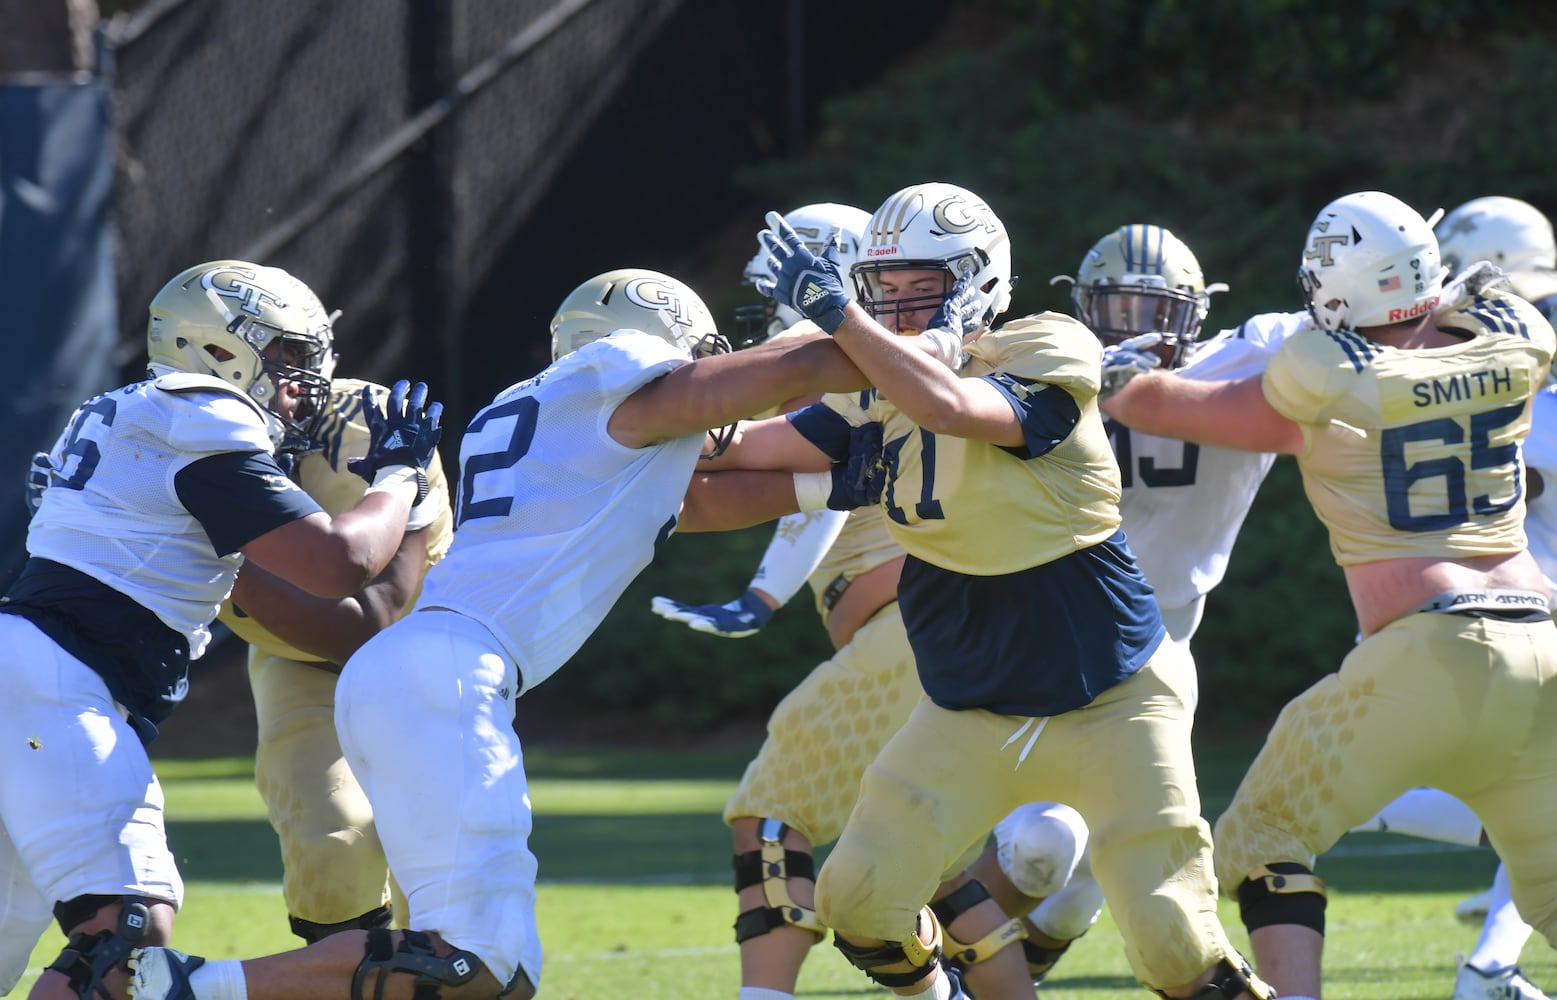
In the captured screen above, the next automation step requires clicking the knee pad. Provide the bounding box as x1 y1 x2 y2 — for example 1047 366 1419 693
995 802 1088 899
47 897 153 999
1235 863 1327 934
732 818 824 943
833 905 943 990
930 880 1027 970
352 928 480 1000
291 904 394 945
1150 955 1275 999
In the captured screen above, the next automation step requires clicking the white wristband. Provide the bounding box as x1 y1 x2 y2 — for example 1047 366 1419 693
793 470 833 512
365 465 428 508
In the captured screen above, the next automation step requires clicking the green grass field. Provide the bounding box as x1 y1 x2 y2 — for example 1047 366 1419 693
19 740 1555 998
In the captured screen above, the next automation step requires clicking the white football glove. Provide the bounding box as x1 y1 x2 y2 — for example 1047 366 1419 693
1100 333 1163 400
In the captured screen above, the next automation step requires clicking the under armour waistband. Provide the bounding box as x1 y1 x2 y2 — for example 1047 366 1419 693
1410 588 1551 622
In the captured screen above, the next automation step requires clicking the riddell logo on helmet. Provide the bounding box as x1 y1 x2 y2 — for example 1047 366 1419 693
865 247 901 257
1387 296 1439 323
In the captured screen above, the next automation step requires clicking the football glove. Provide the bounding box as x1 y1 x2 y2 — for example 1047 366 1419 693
24 451 51 517
756 211 851 334
650 589 775 639
926 268 984 341
348 380 444 484
829 422 887 510
1100 333 1163 401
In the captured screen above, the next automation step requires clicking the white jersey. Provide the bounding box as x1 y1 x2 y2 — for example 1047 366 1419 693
1521 386 1557 591
1108 312 1306 617
418 331 700 693
25 374 277 657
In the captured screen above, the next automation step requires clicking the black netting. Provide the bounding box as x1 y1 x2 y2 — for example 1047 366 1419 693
107 0 681 390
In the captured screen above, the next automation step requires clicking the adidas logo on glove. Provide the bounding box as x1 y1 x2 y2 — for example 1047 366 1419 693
801 282 825 308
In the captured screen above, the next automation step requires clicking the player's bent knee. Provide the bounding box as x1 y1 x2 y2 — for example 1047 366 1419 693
1150 955 1275 999
47 897 159 999
930 880 1026 970
833 906 944 991
1235 863 1327 934
732 818 824 944
995 802 1088 898
352 928 498 1000
1032 871 1104 940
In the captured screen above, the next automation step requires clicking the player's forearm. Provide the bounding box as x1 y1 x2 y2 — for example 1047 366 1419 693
830 303 968 431
1105 371 1300 454
679 470 803 532
231 531 428 665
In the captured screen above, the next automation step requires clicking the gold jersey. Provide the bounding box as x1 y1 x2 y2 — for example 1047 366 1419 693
1264 288 1555 565
218 377 456 660
823 312 1122 575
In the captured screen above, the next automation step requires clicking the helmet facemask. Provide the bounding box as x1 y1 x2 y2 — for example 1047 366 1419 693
852 256 998 338
1079 281 1206 368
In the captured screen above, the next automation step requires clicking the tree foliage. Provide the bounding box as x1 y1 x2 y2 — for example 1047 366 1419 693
545 2 1557 731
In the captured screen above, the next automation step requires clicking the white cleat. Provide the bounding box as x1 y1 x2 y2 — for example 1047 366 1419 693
127 947 206 1000
1452 959 1550 1000
1456 888 1495 924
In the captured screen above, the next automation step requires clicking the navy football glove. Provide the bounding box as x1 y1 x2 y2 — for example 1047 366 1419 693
650 589 775 639
24 451 51 517
1100 333 1163 400
348 380 444 483
828 422 887 510
927 268 984 340
756 211 851 334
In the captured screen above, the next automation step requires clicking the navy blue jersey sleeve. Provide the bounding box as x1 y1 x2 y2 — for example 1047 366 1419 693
981 374 1081 459
786 402 855 462
175 451 325 556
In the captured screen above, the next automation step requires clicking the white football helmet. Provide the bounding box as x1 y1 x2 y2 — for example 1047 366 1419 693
1053 224 1226 368
1297 191 1445 332
146 260 334 446
733 202 871 347
550 268 730 363
851 182 1014 336
1436 196 1556 277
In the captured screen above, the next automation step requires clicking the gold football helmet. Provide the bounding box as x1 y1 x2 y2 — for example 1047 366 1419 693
1054 225 1226 369
146 260 334 445
549 268 729 362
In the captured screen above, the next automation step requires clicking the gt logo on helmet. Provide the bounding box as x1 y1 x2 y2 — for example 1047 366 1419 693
625 276 693 329
201 265 287 317
932 196 1000 237
1304 234 1350 268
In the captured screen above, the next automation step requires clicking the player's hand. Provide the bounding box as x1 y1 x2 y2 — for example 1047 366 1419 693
829 422 887 510
1100 334 1163 400
24 451 51 517
927 268 985 340
348 380 444 483
756 212 851 334
650 589 775 639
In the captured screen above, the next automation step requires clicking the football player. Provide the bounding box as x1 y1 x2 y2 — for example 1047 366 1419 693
1103 190 1557 1000
1342 195 1557 1000
689 182 1272 1000
954 226 1307 991
650 199 966 1000
212 276 457 946
0 260 438 999
123 268 887 1000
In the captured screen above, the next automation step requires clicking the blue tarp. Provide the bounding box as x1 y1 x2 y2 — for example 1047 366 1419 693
0 77 117 588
